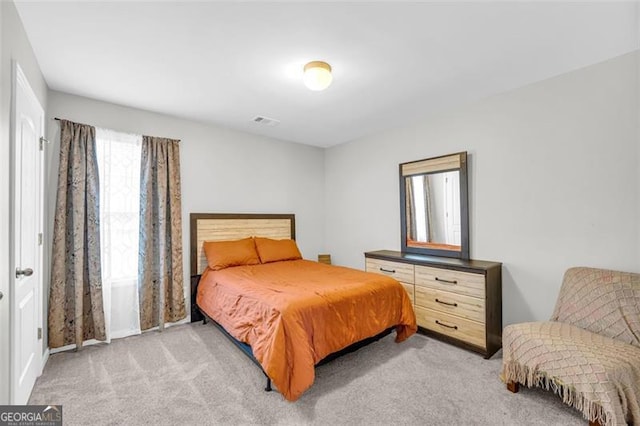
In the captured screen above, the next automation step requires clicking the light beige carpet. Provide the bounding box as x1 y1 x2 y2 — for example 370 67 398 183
30 323 584 425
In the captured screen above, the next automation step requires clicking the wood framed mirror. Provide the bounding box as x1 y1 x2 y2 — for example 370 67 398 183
399 151 469 259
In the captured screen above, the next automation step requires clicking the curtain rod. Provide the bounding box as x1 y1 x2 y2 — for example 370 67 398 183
52 117 181 143
52 117 93 127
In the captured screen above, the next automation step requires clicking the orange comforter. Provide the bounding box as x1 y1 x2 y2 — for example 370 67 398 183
196 259 417 401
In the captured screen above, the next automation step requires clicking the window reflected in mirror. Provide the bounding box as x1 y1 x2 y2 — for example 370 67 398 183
405 171 461 251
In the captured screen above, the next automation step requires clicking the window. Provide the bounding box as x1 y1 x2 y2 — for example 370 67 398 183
95 128 142 340
411 175 428 242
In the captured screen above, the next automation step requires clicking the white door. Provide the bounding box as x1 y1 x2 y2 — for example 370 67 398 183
11 63 44 405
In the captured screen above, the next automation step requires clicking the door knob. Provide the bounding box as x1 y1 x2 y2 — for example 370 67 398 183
15 268 33 278
0 291 3 300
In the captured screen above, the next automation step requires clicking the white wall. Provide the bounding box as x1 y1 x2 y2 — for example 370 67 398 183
636 0 640 279
0 0 49 405
637 20 640 266
325 51 640 326
46 91 326 324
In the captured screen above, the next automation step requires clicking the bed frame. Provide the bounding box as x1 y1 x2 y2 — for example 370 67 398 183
189 213 392 394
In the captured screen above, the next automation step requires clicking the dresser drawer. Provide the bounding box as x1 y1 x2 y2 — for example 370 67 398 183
415 265 484 298
366 258 414 284
415 306 486 349
414 286 484 323
400 282 415 305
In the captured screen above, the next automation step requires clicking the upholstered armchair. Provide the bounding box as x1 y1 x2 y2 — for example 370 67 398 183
501 267 640 426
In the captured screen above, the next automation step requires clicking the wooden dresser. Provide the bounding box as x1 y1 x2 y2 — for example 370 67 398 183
365 250 502 358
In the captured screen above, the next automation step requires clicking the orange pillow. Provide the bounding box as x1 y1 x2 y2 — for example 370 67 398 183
203 238 260 271
254 237 302 263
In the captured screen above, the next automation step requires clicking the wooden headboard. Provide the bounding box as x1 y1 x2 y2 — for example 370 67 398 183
189 213 296 275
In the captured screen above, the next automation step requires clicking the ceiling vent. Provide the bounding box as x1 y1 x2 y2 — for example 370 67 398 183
252 116 280 127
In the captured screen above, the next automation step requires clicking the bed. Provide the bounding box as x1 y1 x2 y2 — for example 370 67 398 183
190 213 417 401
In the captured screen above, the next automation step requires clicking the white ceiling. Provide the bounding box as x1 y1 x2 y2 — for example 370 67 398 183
15 1 639 148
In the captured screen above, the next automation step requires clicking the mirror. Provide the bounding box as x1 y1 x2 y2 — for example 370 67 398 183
400 152 469 259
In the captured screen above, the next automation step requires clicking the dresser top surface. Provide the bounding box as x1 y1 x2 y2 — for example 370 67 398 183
365 250 501 272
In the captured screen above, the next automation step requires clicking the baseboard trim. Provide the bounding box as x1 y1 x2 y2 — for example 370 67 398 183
40 348 50 374
49 319 191 354
50 338 103 354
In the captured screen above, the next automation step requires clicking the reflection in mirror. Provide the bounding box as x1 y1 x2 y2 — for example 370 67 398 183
400 151 468 259
405 171 461 249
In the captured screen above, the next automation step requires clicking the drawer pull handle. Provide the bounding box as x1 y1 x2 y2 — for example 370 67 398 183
435 298 458 307
380 268 396 273
435 277 457 285
435 320 458 330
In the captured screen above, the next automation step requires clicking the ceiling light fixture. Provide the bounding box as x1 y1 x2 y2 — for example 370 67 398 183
303 61 332 91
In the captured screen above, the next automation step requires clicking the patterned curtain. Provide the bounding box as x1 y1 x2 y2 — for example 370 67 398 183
405 178 416 241
138 136 186 330
49 120 106 349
